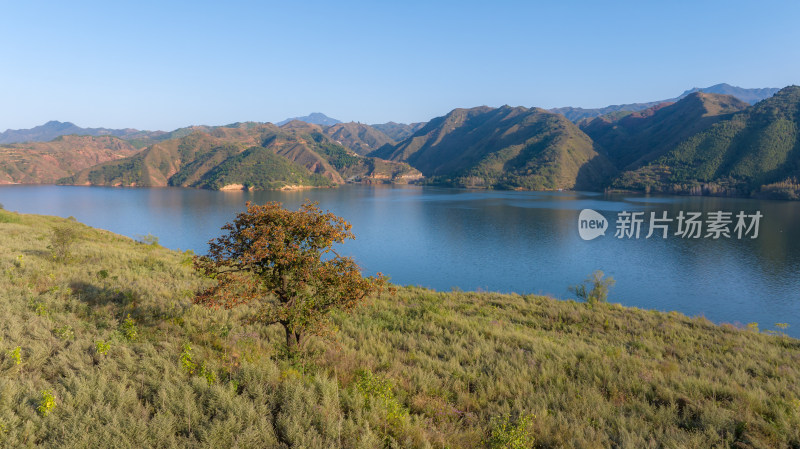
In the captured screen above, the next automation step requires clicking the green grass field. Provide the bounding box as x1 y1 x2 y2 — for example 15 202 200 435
1 209 799 448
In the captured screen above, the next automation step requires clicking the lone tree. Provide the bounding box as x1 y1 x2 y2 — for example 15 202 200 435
194 201 387 354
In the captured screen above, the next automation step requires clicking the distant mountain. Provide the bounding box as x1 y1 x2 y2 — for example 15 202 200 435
550 101 667 123
276 112 341 127
678 83 781 105
0 120 165 145
0 135 138 184
582 92 750 170
370 122 426 141
370 105 616 190
612 86 800 198
551 83 779 122
322 122 395 155
60 122 421 190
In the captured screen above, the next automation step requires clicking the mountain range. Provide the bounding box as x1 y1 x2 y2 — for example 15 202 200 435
1 83 798 199
550 83 780 122
58 121 421 189
0 121 167 146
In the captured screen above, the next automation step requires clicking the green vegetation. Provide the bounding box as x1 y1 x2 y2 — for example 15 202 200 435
36 391 56 417
486 414 535 449
49 224 78 262
1 211 800 447
310 132 363 170
94 340 110 356
569 270 615 304
611 86 800 197
581 92 749 170
370 105 616 190
191 145 334 190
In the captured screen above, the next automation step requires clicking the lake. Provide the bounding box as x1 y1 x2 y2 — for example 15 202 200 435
2 184 799 336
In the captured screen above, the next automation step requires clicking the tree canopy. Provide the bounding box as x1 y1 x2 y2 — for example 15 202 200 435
194 200 387 353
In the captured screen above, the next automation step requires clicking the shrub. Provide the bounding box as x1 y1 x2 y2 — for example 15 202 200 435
32 301 48 316
486 413 535 449
356 369 407 426
53 325 74 341
199 362 217 385
7 346 21 365
570 270 616 304
120 314 138 341
49 224 78 262
37 390 56 416
95 340 110 356
180 343 197 375
137 233 160 246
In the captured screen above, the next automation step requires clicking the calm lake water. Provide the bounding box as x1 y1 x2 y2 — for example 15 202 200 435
2 184 800 336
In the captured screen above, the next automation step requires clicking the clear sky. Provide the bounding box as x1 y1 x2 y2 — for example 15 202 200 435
1 0 798 131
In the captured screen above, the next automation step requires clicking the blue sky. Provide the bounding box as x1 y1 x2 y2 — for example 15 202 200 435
1 0 798 131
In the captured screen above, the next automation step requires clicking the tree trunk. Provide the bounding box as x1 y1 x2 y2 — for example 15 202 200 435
284 326 304 357
294 331 303 349
285 325 297 354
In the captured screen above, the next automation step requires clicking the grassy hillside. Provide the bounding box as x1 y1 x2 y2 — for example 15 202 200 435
371 106 617 190
582 93 749 170
0 136 139 184
1 211 799 447
612 86 800 198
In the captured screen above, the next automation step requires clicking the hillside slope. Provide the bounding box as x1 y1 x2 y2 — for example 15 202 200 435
322 122 395 155
0 211 798 447
582 92 750 170
613 86 800 198
0 136 139 184
371 106 617 190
